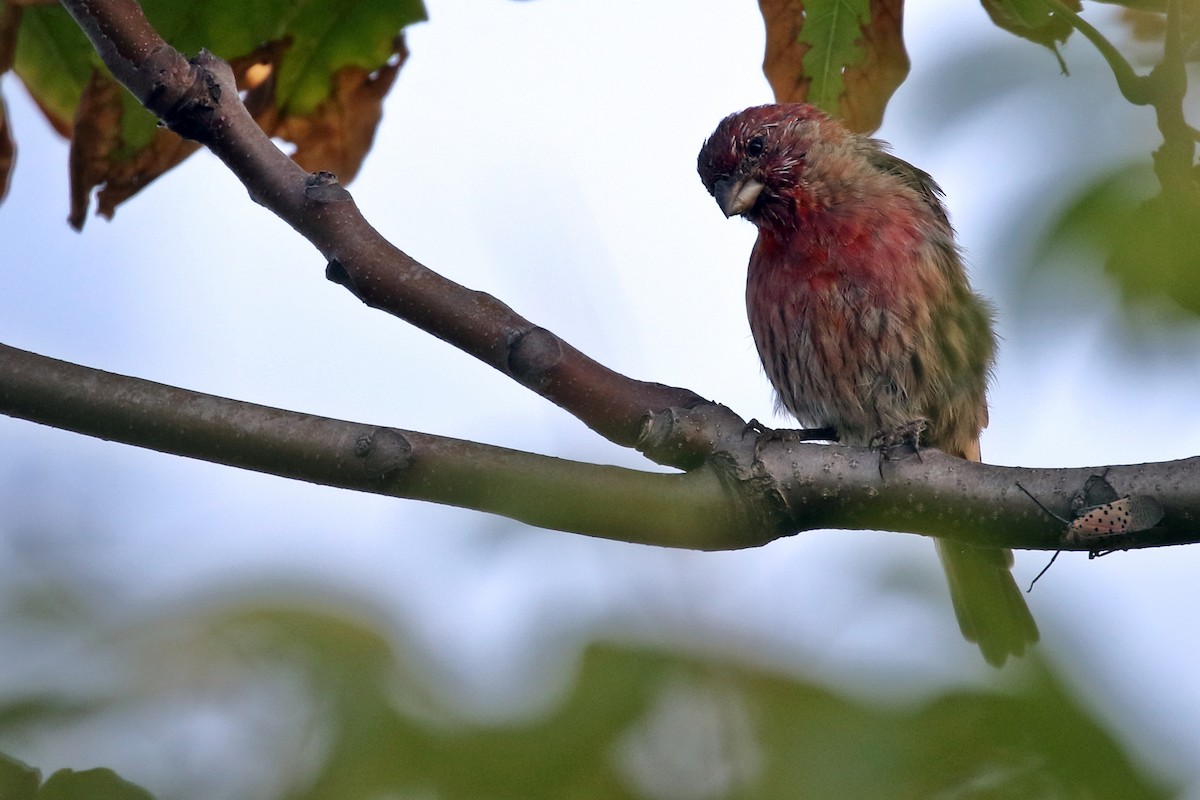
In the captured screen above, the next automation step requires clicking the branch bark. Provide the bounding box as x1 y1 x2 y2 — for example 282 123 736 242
0 343 749 549
0 0 1188 556
4 341 1199 553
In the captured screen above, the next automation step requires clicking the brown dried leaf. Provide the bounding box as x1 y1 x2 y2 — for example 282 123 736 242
0 2 20 73
255 36 408 182
759 0 909 133
0 2 19 204
69 69 203 229
71 41 286 228
68 69 123 230
0 96 13 205
28 94 75 138
67 35 405 225
88 41 295 222
840 0 908 133
761 0 810 105
94 131 201 222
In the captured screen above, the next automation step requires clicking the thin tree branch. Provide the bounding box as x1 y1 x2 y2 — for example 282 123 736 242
58 0 705 464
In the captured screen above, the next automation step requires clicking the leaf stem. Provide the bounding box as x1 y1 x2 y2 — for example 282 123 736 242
1042 0 1153 104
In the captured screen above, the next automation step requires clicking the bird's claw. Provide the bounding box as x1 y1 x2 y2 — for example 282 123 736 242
742 418 772 439
871 419 927 477
745 422 838 444
745 421 838 459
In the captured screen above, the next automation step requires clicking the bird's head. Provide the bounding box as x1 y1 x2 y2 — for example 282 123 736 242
697 103 849 231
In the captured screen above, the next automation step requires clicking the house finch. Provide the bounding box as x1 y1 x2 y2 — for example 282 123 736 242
697 103 1038 666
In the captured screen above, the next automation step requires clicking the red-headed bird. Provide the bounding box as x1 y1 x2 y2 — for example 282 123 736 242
697 103 1037 666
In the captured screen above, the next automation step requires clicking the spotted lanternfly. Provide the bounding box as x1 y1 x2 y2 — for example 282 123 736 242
1018 474 1165 590
1016 474 1165 547
1065 495 1165 544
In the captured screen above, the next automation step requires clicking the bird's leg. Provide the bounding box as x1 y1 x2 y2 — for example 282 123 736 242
870 419 927 477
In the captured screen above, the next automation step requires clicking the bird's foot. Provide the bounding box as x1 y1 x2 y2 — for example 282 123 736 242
744 419 838 444
871 419 927 477
744 421 837 459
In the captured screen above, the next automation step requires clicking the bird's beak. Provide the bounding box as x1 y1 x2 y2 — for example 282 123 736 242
713 177 764 218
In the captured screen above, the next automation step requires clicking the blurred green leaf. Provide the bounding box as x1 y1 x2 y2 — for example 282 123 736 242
37 768 156 800
13 0 424 141
120 602 1172 800
0 752 39 800
9 3 95 135
0 755 155 800
981 0 1078 69
797 0 874 112
0 596 1173 799
1038 163 1200 320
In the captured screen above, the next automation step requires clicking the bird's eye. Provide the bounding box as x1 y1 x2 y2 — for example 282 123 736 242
745 135 766 158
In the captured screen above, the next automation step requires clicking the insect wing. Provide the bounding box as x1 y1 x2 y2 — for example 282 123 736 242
1123 495 1165 531
1068 495 1165 538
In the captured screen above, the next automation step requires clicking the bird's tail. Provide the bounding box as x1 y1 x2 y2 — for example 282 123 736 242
935 540 1039 667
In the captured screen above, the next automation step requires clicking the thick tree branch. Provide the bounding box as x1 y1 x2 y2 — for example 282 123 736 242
0 343 748 549
4 341 1199 553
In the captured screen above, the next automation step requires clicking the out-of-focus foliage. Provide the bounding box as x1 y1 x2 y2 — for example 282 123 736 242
0 752 40 798
982 0 1080 70
1115 0 1200 58
1036 164 1200 320
0 0 425 226
0 600 1171 800
759 0 910 133
972 0 1200 330
0 753 154 800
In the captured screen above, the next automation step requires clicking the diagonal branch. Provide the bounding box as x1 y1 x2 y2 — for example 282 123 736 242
59 0 705 464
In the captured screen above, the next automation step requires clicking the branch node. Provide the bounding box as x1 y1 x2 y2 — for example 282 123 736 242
507 327 562 386
354 427 413 480
142 48 229 143
325 258 356 291
637 403 749 470
303 171 349 206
